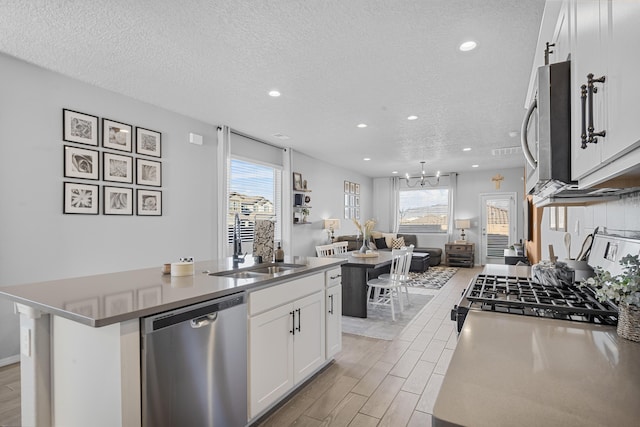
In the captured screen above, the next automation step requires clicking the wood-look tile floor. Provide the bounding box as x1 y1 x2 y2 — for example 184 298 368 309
259 266 481 427
0 266 480 427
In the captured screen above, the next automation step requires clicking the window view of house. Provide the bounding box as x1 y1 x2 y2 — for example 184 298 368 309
398 188 449 233
227 158 281 247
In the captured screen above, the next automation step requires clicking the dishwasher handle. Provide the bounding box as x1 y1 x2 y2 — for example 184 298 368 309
190 312 218 328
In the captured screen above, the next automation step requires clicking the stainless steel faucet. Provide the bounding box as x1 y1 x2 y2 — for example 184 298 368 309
233 213 246 267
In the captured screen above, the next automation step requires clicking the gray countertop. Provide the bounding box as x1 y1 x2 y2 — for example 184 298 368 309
0 256 344 327
433 310 640 427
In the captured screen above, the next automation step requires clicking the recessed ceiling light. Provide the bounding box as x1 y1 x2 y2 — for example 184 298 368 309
508 131 519 138
268 90 281 97
459 41 477 52
357 123 367 128
407 115 418 120
463 147 471 152
363 157 371 161
392 171 398 174
472 164 479 168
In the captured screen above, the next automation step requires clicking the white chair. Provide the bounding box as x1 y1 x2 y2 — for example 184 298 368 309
332 241 349 254
315 244 335 257
366 248 408 321
378 245 414 309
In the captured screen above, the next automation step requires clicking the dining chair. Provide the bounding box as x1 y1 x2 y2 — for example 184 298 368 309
315 244 335 257
366 248 408 321
332 241 349 254
377 244 414 309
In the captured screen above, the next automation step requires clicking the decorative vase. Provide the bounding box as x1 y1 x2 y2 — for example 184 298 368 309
617 302 640 343
359 233 368 253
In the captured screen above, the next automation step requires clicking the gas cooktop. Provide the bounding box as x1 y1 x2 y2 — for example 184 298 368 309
452 273 618 333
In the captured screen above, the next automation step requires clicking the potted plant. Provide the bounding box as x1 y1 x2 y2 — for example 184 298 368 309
581 254 640 342
301 207 310 223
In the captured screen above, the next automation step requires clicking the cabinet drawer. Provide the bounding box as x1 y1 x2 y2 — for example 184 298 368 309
325 268 342 288
249 274 323 316
448 244 472 252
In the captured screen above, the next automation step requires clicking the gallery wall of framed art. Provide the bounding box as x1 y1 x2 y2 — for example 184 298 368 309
62 108 163 216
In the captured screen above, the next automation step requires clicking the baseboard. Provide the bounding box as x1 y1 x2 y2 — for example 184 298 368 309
0 354 20 367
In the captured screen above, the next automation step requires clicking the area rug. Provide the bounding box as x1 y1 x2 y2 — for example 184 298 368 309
341 293 434 340
405 266 458 289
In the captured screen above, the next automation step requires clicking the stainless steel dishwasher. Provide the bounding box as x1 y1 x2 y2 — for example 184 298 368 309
141 291 247 427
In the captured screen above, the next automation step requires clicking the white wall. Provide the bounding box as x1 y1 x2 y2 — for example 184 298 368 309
291 151 372 257
0 54 218 361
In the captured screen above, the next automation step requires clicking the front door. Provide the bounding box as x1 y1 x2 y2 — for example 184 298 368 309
480 193 517 265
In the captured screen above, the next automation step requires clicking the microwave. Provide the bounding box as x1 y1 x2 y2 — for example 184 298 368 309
521 60 573 195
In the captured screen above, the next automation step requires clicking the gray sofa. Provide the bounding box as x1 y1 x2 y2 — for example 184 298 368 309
335 233 442 266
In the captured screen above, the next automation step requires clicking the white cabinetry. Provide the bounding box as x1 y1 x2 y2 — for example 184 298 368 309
570 0 640 183
325 267 342 359
248 274 325 419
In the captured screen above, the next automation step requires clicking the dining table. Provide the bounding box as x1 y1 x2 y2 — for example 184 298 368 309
330 251 395 318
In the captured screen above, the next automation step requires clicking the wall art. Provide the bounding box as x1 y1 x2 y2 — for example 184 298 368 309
293 172 303 190
63 109 99 146
136 127 162 158
63 182 99 214
102 118 133 152
137 189 162 216
64 145 99 180
136 158 162 187
344 180 350 193
103 152 133 183
104 186 133 215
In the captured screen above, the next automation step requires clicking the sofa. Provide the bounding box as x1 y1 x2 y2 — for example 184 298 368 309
335 233 442 266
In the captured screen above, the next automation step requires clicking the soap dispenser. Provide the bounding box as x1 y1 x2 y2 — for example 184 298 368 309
275 243 284 262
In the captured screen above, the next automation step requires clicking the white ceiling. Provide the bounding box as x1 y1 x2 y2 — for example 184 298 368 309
0 0 545 178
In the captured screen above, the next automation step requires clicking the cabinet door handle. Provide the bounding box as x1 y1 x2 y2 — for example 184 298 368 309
296 308 301 332
330 274 341 280
587 73 607 144
580 84 588 149
290 310 295 335
328 294 334 314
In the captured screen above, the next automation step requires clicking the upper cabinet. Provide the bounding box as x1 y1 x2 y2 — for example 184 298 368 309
569 0 640 184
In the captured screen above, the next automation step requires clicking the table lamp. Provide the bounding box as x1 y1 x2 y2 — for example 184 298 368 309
323 218 341 242
455 219 471 243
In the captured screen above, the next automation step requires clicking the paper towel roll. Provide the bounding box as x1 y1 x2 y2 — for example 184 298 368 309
171 262 194 277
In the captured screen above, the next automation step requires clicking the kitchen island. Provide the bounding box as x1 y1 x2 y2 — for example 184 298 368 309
0 256 345 427
434 286 640 426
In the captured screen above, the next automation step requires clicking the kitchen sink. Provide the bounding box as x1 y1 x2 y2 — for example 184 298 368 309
208 263 307 279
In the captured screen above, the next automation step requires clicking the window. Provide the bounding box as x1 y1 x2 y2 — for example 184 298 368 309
227 158 282 250
398 188 449 233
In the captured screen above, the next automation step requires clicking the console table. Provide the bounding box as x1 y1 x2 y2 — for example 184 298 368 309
445 243 475 267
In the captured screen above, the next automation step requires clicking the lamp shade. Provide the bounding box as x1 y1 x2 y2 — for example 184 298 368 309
455 219 471 229
323 218 341 230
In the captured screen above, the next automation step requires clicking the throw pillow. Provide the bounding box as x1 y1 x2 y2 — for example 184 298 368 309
382 232 396 248
370 230 383 240
391 236 405 249
374 237 387 249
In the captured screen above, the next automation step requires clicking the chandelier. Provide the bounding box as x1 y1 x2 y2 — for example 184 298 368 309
404 161 440 187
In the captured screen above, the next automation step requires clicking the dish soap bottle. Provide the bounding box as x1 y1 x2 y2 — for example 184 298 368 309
275 243 284 262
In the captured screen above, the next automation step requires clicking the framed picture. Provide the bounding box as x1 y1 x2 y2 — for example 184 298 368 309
64 298 99 317
548 206 557 230
104 186 133 215
344 181 350 192
355 184 360 195
138 286 162 309
136 158 162 187
344 194 349 206
557 206 567 232
344 207 350 219
350 182 355 194
63 182 99 214
102 118 132 152
355 208 361 219
104 291 134 316
355 196 360 206
64 145 99 180
63 109 99 146
136 127 162 157
293 172 303 190
137 189 162 216
103 152 133 183
350 195 355 206
350 207 356 218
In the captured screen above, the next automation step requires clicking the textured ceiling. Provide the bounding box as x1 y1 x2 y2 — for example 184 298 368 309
0 0 546 178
